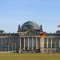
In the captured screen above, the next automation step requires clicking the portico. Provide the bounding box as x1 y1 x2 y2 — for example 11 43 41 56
19 36 40 52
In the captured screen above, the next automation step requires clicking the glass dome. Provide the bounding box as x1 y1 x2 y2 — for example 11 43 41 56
21 21 40 30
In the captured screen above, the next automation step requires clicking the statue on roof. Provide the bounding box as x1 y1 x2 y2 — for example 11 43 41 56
18 24 21 32
40 25 43 32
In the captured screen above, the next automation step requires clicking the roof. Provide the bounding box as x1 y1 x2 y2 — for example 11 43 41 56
21 21 40 30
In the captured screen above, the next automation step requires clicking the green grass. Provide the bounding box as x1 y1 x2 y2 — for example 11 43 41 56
0 53 60 60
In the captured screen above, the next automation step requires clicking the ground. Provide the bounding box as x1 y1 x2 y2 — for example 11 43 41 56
0 53 60 60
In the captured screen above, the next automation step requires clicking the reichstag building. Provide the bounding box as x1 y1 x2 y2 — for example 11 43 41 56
0 21 60 53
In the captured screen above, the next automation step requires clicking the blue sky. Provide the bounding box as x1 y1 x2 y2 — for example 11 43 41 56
0 0 60 33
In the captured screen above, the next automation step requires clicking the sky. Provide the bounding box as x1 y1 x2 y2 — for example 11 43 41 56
0 0 60 33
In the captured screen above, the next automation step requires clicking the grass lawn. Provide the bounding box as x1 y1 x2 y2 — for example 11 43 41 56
0 53 60 60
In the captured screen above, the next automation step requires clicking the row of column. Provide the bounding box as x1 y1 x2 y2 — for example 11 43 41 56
20 37 40 50
40 38 54 48
0 38 17 51
46 38 60 48
20 37 60 50
46 39 53 48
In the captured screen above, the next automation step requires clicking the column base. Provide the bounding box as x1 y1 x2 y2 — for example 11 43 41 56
32 48 33 50
23 48 25 50
40 48 45 53
19 48 21 53
36 48 38 50
27 48 29 50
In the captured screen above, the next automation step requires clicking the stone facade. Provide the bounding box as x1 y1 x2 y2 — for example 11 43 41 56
0 21 60 53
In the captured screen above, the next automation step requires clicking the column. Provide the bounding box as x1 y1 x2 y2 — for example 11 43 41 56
15 42 16 52
59 40 60 48
40 37 44 48
12 39 14 52
32 37 34 50
36 38 38 49
27 37 29 50
55 39 56 48
40 37 45 53
40 39 41 48
19 37 21 53
8 42 9 51
47 39 48 48
12 43 13 52
20 37 21 50
51 38 52 48
24 37 25 50
8 38 10 51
